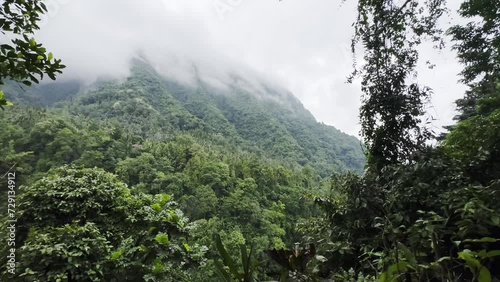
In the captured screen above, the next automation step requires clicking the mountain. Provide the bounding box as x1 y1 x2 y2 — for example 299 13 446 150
5 59 365 175
1 58 365 281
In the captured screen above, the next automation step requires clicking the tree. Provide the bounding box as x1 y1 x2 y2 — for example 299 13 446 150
0 166 206 281
291 0 500 281
0 0 65 108
448 0 500 121
349 0 446 170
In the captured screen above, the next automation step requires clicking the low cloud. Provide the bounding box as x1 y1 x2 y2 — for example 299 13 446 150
32 0 466 136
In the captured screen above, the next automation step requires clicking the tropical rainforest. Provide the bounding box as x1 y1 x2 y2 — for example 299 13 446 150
0 0 499 281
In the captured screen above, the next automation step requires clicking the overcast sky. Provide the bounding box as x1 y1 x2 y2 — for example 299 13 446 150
33 0 467 137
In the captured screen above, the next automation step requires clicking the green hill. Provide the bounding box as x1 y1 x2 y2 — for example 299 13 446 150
6 59 364 175
1 59 365 281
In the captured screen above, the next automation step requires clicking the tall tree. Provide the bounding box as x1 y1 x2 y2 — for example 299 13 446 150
349 0 447 170
448 0 500 121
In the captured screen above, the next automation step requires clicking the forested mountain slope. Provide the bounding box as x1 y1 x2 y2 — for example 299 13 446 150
0 102 323 281
5 60 365 175
2 0 500 280
0 59 364 281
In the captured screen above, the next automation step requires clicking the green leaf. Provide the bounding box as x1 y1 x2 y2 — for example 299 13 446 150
183 243 191 252
29 74 40 84
214 259 233 282
379 261 409 282
110 251 122 261
159 193 171 205
398 242 417 265
459 250 482 270
241 245 248 272
478 267 491 282
152 257 166 273
484 250 500 258
241 244 254 279
150 203 161 213
463 237 498 243
30 38 36 47
48 52 53 61
215 234 239 279
154 233 169 245
0 91 13 108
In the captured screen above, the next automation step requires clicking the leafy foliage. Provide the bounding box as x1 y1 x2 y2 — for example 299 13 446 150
2 0 499 281
0 0 65 107
0 166 205 281
448 0 500 121
293 0 500 281
0 99 327 280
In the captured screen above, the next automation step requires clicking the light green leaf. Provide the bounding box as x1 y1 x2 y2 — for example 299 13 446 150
159 193 171 205
183 243 191 252
0 91 13 108
459 250 482 269
154 233 169 245
110 251 122 261
150 203 161 213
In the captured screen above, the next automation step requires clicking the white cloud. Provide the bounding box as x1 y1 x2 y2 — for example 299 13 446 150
32 0 467 137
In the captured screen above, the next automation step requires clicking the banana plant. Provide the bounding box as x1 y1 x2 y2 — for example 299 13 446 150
266 243 321 281
214 234 260 282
